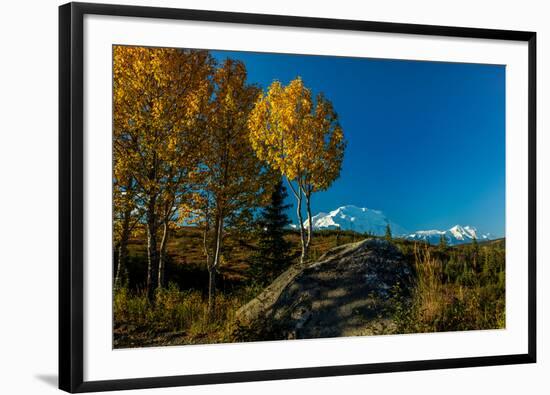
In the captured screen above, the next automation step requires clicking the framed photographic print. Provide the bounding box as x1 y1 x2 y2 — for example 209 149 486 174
59 2 536 392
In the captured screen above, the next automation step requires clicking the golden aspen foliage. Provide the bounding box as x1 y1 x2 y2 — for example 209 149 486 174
248 77 346 263
193 59 271 315
113 46 214 299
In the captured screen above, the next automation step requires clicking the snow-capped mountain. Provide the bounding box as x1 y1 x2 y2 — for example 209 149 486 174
289 205 493 245
405 225 493 245
302 205 408 236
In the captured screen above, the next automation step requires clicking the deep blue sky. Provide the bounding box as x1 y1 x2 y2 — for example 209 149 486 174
211 50 505 236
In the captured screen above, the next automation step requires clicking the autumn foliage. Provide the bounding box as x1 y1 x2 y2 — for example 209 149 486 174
112 46 505 348
113 46 346 312
114 47 213 301
248 78 346 263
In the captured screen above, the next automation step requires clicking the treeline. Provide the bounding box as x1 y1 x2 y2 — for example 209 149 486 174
113 46 345 316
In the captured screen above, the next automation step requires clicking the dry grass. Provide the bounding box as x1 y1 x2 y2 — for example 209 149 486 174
125 226 362 286
392 242 505 333
113 283 263 348
116 229 505 347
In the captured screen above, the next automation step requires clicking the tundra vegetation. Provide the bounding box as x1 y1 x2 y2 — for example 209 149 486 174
112 46 505 348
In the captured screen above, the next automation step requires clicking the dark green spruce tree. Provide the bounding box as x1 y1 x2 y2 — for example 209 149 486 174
439 234 448 250
385 223 392 241
249 180 292 285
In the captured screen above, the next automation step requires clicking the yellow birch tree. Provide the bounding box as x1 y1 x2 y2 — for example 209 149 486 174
193 59 269 316
113 46 213 302
248 78 346 264
113 159 141 290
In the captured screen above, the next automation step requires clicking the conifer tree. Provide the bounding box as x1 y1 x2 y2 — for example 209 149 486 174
439 234 448 250
385 223 392 241
250 180 292 285
472 237 479 272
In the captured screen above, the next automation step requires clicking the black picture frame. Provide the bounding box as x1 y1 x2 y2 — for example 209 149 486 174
59 2 537 393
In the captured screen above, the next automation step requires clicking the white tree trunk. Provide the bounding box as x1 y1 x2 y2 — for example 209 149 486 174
157 221 169 289
146 197 159 304
208 213 224 318
305 190 313 250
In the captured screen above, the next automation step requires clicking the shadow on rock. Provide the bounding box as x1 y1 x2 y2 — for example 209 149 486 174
235 239 412 341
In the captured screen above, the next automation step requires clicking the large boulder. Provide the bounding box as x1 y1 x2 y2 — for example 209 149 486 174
236 239 412 340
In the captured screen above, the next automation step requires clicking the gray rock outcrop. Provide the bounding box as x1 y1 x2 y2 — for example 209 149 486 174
236 238 412 340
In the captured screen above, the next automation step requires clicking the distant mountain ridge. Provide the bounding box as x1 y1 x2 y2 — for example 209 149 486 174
302 205 407 235
405 225 493 245
292 205 493 245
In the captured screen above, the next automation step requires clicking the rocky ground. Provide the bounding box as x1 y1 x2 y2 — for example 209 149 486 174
235 239 413 340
